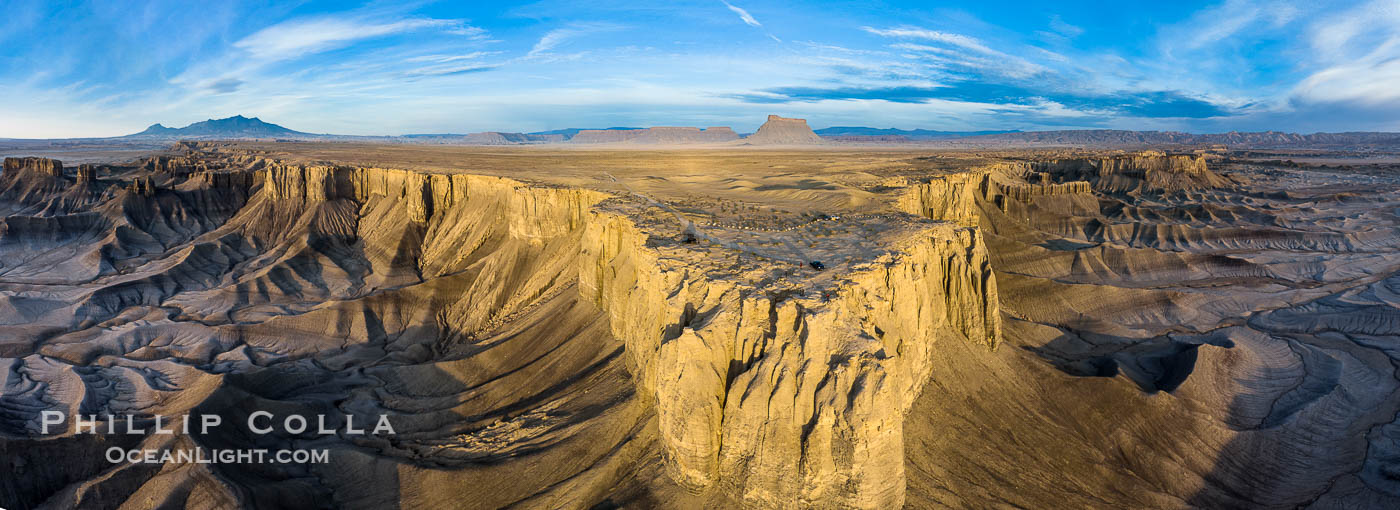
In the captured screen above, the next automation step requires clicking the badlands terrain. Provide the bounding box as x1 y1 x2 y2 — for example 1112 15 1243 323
0 138 1399 509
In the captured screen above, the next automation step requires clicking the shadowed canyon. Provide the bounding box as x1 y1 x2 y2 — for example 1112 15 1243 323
0 140 1399 510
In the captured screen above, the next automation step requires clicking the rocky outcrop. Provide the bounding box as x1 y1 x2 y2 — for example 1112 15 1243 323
209 159 1004 508
140 155 214 175
992 180 1092 203
0 147 1004 509
125 177 156 196
1022 152 1231 193
579 202 999 508
3 157 63 177
186 170 255 190
260 164 355 202
74 164 95 185
744 115 822 145
570 126 740 144
255 161 605 230
897 171 989 227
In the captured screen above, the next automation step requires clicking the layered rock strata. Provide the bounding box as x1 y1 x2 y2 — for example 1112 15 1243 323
251 157 1003 507
896 171 989 228
0 149 1002 509
2 157 63 177
1021 152 1231 193
581 195 999 508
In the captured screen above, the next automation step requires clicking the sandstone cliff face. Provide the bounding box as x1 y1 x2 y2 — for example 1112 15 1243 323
745 115 823 145
896 171 989 228
579 201 999 508
255 162 603 230
990 180 1092 205
0 149 1002 509
3 157 63 177
184 169 255 190
202 159 1004 508
1025 152 1231 193
74 164 95 185
140 155 212 175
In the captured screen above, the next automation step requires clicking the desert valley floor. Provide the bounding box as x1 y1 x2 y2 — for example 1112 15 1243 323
1 142 1399 509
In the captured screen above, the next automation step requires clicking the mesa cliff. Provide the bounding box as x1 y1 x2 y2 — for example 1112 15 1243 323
744 115 823 145
1021 151 1231 193
0 148 1000 509
580 200 998 508
2 157 63 177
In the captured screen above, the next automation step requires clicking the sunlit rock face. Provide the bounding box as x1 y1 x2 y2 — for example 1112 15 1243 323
2 157 63 177
899 152 1400 509
2 143 1398 509
581 200 998 508
0 147 1000 509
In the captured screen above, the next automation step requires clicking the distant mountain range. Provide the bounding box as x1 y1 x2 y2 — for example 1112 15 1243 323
126 115 308 139
814 127 1019 139
101 115 1400 149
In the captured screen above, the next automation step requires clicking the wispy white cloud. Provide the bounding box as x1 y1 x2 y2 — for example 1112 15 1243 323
406 52 498 63
528 24 619 57
529 29 574 56
720 1 762 28
1048 15 1082 38
861 26 996 55
1292 0 1400 107
235 16 483 61
404 63 499 77
446 26 490 39
1156 0 1298 56
866 26 1046 79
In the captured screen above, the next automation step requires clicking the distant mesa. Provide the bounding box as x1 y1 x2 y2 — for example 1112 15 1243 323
744 115 822 145
125 115 305 139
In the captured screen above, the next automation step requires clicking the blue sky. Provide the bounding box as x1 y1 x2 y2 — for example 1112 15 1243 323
1 0 1398 137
